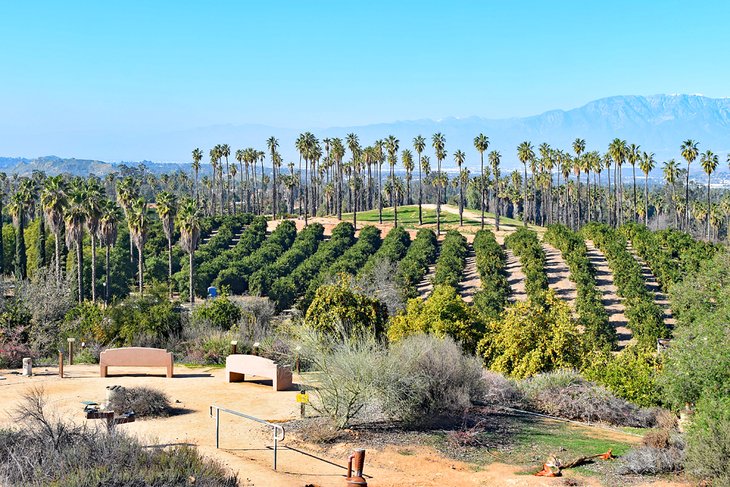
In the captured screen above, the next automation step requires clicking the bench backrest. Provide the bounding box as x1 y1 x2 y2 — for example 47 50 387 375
226 354 279 377
100 347 172 367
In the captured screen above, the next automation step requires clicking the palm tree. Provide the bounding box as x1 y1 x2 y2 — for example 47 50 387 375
639 152 656 226
192 148 202 204
40 175 67 281
402 149 414 206
627 143 641 222
489 151 501 231
700 150 719 239
413 135 426 225
431 133 446 235
8 180 33 280
663 160 680 228
235 149 246 213
517 141 535 226
220 144 231 214
375 140 385 224
116 176 139 262
608 139 627 226
128 197 148 293
473 134 489 228
156 191 177 297
385 135 400 226
84 179 103 302
98 199 121 304
680 140 699 230
65 183 86 303
346 133 361 223
176 198 201 304
267 137 279 218
453 150 466 225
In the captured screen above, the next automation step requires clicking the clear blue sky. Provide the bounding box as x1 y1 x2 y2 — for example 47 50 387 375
1 1 729 157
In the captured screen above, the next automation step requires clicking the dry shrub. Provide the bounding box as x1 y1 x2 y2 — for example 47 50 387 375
655 409 678 430
519 370 658 427
107 386 172 418
0 387 237 486
616 446 684 475
481 370 524 408
375 334 486 427
295 417 343 444
642 429 671 449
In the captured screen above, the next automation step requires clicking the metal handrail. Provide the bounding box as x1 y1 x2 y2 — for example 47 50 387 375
209 405 285 470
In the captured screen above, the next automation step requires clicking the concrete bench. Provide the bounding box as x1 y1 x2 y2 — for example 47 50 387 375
226 354 292 391
100 347 174 378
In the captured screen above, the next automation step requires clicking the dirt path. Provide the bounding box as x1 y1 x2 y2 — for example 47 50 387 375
458 243 480 303
542 243 577 311
504 248 527 302
585 241 632 349
627 242 676 329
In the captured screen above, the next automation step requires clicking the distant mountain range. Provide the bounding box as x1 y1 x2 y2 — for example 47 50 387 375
2 94 729 178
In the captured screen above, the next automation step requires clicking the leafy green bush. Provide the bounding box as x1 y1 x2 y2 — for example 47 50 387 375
433 230 467 288
389 284 485 352
684 395 730 485
582 346 661 407
396 228 437 297
192 295 242 330
504 228 548 303
472 229 510 321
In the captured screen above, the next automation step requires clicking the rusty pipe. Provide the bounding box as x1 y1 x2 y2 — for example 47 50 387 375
346 449 366 487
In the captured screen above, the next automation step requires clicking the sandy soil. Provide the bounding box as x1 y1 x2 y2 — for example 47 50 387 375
458 243 480 303
0 365 688 487
542 243 578 314
585 241 633 349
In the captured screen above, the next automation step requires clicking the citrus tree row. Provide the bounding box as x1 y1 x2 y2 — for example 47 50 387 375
397 228 438 298
433 230 468 288
581 223 666 349
544 224 615 350
621 222 718 293
471 229 510 321
504 228 548 303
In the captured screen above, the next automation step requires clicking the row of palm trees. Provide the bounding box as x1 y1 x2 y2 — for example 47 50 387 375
2 173 203 305
192 135 728 240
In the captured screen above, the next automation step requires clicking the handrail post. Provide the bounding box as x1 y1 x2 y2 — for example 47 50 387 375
215 407 220 449
273 428 278 470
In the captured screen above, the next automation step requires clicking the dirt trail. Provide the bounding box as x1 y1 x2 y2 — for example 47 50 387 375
458 243 480 303
627 242 676 329
542 243 577 311
504 248 527 302
585 241 632 349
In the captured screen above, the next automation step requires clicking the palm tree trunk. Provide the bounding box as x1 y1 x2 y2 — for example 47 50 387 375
576 174 581 230
480 153 485 229
522 163 528 227
105 244 110 304
632 165 637 222
494 180 500 231
167 236 173 298
707 175 712 240
189 250 195 304
459 172 463 226
304 158 309 226
76 241 83 304
137 245 143 294
90 235 96 302
378 163 383 224
685 164 691 230
54 232 61 282
644 174 649 226
437 161 442 235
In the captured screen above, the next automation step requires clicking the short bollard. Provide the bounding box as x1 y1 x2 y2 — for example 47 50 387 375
230 340 238 355
67 338 76 365
22 358 33 377
346 449 367 486
296 389 309 418
58 351 64 378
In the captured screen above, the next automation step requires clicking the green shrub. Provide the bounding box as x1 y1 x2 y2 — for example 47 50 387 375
582 346 661 407
685 395 730 485
433 231 467 288
504 228 548 304
192 295 242 330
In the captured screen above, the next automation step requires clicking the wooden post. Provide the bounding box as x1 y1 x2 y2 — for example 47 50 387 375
230 340 238 356
58 351 64 378
67 338 76 365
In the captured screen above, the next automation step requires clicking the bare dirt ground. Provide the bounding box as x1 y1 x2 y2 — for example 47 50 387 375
458 242 480 303
504 249 528 303
585 241 633 349
0 365 688 487
542 243 578 313
627 242 676 329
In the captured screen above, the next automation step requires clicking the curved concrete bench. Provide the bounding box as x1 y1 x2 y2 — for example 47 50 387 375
226 354 292 391
100 347 174 378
